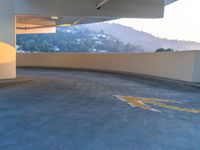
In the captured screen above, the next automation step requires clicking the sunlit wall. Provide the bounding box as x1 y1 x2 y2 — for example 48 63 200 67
0 42 16 79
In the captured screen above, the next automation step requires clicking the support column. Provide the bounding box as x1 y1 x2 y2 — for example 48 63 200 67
0 0 16 79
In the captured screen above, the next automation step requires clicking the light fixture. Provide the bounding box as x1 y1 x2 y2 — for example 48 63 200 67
51 16 59 20
58 24 71 27
96 0 110 9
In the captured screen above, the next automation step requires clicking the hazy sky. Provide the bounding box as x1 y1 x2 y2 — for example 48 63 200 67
110 0 200 42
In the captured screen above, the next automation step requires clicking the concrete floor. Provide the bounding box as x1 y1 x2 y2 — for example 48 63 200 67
0 68 200 150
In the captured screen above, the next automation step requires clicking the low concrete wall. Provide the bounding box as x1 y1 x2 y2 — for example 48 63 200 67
17 51 200 82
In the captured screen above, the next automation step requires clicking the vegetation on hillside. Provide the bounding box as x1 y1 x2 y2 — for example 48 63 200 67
85 23 200 51
155 48 174 52
16 26 139 53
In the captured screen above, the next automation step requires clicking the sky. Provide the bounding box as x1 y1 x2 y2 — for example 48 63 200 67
110 0 200 43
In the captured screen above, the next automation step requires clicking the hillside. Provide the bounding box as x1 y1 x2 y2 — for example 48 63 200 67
85 23 200 52
17 23 200 53
17 26 140 53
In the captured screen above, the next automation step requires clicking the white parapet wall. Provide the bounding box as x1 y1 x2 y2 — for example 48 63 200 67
17 51 200 82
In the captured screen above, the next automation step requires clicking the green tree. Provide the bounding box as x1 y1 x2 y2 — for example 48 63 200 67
155 48 174 52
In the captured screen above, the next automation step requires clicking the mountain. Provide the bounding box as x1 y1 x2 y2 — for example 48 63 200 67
85 23 200 52
17 23 200 53
16 26 140 53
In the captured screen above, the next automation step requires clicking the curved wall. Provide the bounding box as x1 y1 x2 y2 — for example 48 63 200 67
17 51 200 82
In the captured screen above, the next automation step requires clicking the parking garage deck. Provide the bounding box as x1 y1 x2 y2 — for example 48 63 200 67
0 68 200 150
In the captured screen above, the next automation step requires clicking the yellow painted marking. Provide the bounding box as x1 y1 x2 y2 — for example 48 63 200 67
153 102 200 113
116 96 200 113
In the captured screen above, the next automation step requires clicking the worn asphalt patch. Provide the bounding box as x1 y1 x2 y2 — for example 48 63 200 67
0 76 32 89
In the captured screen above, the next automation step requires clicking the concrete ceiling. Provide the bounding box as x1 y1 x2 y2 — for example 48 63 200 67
16 0 178 34
15 0 172 18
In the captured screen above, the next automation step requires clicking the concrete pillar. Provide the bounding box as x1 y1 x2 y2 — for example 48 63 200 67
0 0 16 79
193 51 200 82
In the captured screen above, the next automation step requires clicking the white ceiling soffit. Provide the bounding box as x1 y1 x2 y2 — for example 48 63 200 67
16 16 117 27
15 0 165 18
59 17 118 25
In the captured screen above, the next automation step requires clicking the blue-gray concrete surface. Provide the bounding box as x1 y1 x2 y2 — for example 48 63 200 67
0 68 200 150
